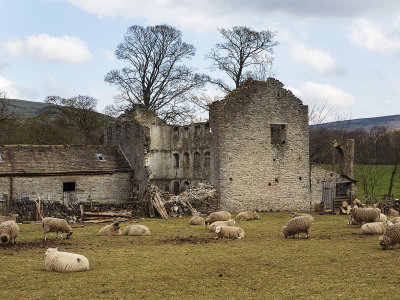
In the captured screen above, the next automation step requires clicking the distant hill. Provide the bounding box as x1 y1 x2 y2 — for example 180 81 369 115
310 114 400 131
8 99 49 116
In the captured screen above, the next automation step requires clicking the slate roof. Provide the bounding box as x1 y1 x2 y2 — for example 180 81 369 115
0 145 132 176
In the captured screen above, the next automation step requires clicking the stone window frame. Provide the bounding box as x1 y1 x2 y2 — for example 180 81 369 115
270 123 287 146
173 153 180 168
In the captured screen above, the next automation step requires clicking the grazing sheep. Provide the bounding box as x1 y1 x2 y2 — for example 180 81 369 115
0 213 17 224
379 213 387 222
236 211 260 221
389 217 400 224
0 220 19 244
349 208 381 225
215 226 245 239
313 201 326 215
188 214 205 226
125 225 151 236
379 223 400 250
205 211 231 227
99 222 121 236
360 222 388 235
45 248 89 272
42 217 72 242
385 208 399 217
283 215 314 239
208 219 236 232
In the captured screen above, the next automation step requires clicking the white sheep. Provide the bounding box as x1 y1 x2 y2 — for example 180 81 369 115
360 222 388 235
235 211 260 221
379 213 387 222
0 220 19 244
99 222 122 236
379 223 400 250
188 214 205 226
45 248 89 272
385 208 399 217
42 217 72 241
125 225 151 236
215 226 245 239
389 217 400 224
205 211 231 227
208 219 236 232
349 208 381 225
283 215 314 239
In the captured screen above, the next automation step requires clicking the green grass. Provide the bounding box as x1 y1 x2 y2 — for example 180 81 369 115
1 213 400 299
320 164 400 200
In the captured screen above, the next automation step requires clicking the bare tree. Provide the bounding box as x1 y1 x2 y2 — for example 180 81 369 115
207 26 278 92
105 25 208 123
45 95 108 145
388 130 400 197
0 89 17 143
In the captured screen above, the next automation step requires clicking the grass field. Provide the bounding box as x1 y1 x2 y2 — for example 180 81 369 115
1 213 400 299
320 164 400 200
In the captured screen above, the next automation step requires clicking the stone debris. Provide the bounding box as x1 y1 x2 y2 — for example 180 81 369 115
163 183 220 217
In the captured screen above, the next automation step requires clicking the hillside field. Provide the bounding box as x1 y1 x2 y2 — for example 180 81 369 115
0 213 399 299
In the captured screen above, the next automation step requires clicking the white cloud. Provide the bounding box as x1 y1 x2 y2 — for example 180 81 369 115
291 43 339 74
0 76 39 100
41 77 78 98
350 19 400 53
5 34 92 64
288 81 354 106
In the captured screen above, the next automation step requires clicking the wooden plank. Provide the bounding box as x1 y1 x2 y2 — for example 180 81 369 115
152 192 168 219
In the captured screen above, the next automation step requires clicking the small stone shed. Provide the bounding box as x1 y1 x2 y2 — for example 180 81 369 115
0 145 133 206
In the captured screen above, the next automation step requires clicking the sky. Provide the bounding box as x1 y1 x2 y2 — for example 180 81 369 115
1 0 400 120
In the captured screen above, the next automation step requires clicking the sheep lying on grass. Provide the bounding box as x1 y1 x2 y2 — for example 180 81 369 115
42 217 72 242
379 214 387 222
215 226 245 239
45 248 89 272
379 223 400 250
236 211 259 221
360 222 388 235
385 208 399 217
188 214 205 226
125 225 150 236
99 222 121 236
205 211 231 227
389 217 400 224
0 220 19 244
0 213 17 224
283 215 314 239
208 219 236 232
349 208 381 225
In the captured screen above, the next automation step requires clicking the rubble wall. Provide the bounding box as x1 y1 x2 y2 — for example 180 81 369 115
0 173 132 204
209 78 311 211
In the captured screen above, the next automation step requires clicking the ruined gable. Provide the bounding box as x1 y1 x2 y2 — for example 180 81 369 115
209 78 310 211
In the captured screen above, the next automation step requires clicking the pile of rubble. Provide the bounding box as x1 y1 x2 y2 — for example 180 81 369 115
163 183 220 217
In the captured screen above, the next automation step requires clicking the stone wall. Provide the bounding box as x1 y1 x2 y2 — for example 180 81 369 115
310 164 344 205
105 105 211 195
0 173 133 204
209 78 311 211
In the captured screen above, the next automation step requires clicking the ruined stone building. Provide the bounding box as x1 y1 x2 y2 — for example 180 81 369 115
0 78 356 216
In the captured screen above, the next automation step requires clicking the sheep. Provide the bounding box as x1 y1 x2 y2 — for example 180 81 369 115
360 222 388 235
99 222 122 236
215 226 245 239
314 201 326 215
208 219 236 232
389 217 400 224
188 214 205 226
125 225 150 236
236 211 260 221
0 213 17 224
379 223 400 250
348 208 381 225
0 220 19 244
205 211 231 227
45 248 89 272
385 208 399 217
283 215 314 239
379 213 387 222
42 217 73 242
